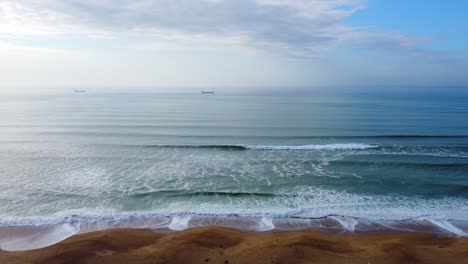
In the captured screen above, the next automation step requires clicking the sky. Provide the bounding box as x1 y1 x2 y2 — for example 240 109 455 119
0 0 467 93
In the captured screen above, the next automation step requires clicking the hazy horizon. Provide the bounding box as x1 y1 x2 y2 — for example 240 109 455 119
3 85 468 96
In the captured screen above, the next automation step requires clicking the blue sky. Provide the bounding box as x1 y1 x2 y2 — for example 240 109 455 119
0 0 467 93
345 0 468 49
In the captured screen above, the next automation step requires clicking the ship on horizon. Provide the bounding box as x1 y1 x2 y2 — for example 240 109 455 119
201 91 215 94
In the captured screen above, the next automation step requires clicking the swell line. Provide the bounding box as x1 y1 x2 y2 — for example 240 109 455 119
142 143 378 151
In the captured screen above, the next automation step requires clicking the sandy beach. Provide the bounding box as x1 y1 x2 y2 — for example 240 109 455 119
1 227 467 264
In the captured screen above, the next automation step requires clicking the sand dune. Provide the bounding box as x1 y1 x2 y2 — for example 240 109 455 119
1 227 468 264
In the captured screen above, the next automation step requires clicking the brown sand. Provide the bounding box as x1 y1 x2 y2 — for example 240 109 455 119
1 227 468 264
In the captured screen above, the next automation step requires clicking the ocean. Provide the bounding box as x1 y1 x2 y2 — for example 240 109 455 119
1 90 468 236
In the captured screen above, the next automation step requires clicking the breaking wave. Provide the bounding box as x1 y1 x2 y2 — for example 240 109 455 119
143 143 379 151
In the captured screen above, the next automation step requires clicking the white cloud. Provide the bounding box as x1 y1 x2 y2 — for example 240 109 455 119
0 0 426 58
0 41 67 55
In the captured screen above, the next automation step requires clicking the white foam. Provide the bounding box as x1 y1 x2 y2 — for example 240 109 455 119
329 216 358 231
78 217 172 234
257 217 275 231
168 215 191 231
0 223 80 251
427 220 468 237
245 143 378 150
0 186 467 235
1 187 468 228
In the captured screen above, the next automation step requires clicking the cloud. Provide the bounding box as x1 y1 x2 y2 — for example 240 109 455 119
0 41 67 55
0 0 427 58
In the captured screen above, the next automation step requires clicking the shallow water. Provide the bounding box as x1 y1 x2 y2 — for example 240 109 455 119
0 91 467 229
1 215 467 251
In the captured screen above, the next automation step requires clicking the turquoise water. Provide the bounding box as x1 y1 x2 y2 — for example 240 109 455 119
0 91 467 226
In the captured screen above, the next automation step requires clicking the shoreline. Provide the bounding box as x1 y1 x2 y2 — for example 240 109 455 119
1 226 468 264
1 216 467 252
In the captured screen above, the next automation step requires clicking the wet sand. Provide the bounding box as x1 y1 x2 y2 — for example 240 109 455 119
1 227 468 264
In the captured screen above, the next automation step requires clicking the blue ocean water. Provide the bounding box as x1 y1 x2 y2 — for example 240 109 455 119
0 90 467 227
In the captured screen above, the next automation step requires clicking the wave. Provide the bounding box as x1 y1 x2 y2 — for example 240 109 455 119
1 187 468 251
142 143 468 152
245 143 378 150
360 135 468 139
144 144 248 150
142 143 379 151
329 160 468 168
130 190 277 199
372 153 468 158
1 211 467 230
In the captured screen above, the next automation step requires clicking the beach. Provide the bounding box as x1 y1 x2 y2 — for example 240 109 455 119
1 227 468 264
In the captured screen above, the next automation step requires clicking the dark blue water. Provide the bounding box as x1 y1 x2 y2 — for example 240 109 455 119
0 91 467 226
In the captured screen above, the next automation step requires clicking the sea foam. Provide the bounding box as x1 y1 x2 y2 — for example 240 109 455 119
427 220 468 237
0 224 80 251
245 143 378 150
169 215 192 231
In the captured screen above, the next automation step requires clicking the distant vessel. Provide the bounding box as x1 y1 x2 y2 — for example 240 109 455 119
75 90 86 93
201 91 214 94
